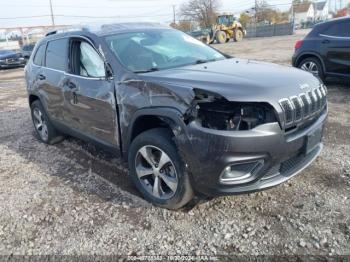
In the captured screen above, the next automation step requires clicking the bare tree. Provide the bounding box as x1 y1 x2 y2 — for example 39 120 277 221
180 0 221 28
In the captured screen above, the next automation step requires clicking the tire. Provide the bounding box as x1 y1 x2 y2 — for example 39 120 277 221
30 100 64 144
128 128 194 210
216 31 227 44
234 29 244 42
298 57 325 80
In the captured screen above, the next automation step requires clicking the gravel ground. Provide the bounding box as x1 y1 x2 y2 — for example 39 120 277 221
0 31 349 257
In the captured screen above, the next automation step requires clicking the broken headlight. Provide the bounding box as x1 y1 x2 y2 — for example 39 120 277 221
197 100 277 131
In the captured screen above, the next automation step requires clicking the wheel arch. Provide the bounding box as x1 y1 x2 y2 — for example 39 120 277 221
28 94 40 106
123 107 188 160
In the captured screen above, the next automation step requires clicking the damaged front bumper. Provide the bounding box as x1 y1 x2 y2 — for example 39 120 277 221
179 108 327 196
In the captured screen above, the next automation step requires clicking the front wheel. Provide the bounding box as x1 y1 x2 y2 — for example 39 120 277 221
234 29 244 42
216 31 227 44
128 128 194 209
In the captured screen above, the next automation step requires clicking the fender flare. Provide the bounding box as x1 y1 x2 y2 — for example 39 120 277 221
122 107 188 157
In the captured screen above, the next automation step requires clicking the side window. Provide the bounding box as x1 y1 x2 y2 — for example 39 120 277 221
323 23 339 36
79 41 106 78
33 44 46 66
46 38 68 71
338 21 350 37
323 21 350 37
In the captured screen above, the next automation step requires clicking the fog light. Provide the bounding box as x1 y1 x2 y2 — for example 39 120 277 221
220 160 264 185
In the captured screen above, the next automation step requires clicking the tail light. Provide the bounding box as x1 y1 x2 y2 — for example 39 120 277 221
295 40 304 50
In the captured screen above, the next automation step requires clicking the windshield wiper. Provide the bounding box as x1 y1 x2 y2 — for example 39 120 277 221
134 67 160 73
195 59 217 64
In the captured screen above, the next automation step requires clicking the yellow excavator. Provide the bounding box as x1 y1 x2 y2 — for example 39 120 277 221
206 14 246 44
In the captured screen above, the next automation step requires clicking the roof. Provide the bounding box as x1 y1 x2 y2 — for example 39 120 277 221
293 3 312 13
314 1 327 11
45 22 169 38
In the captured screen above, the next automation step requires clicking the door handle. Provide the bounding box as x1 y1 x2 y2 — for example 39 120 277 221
68 82 77 90
67 81 78 104
37 74 46 80
322 39 330 44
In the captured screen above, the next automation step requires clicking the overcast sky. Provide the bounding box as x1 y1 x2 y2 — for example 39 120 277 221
0 0 349 29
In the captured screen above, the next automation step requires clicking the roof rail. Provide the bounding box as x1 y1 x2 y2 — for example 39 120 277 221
45 27 86 37
45 30 57 37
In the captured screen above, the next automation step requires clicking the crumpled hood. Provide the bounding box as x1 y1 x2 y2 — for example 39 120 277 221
140 58 321 104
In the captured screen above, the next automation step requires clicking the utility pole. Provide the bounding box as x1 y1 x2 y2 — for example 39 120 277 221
172 5 176 25
255 0 258 25
49 0 55 26
209 0 212 26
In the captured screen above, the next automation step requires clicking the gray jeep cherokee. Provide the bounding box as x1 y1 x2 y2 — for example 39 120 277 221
25 23 328 209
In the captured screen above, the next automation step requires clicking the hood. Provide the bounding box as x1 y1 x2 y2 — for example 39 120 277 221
0 52 20 60
139 58 321 104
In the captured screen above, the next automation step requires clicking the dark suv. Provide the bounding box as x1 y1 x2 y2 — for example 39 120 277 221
292 17 350 81
25 23 328 209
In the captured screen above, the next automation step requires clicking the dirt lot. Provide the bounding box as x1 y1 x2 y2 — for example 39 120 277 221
0 31 349 257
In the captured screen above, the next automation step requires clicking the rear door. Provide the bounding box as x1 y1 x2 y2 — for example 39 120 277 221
62 37 119 147
39 38 69 122
320 20 350 76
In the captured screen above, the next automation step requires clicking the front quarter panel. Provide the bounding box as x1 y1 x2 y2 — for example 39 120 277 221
115 73 195 152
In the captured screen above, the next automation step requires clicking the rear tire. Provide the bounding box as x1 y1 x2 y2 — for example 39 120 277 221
30 100 64 145
298 57 325 81
216 31 227 44
128 128 194 210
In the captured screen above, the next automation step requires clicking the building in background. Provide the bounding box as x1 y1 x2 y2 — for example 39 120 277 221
293 2 315 26
314 1 330 21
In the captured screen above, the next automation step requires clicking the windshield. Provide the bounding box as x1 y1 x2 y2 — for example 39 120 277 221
104 29 225 73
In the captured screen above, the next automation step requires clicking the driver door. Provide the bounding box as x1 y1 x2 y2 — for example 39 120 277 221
63 38 119 147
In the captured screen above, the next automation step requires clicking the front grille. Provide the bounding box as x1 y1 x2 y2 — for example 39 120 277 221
279 84 327 128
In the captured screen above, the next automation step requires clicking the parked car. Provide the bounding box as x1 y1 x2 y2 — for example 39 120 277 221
21 43 36 60
25 23 328 209
0 49 26 69
293 16 350 81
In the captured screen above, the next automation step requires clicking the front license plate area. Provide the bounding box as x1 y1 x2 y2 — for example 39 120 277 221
305 127 323 154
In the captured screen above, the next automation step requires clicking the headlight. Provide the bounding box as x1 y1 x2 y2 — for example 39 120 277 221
197 101 277 131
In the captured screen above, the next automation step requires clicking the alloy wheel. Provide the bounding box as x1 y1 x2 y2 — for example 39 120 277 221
135 145 178 199
33 108 48 141
301 61 319 76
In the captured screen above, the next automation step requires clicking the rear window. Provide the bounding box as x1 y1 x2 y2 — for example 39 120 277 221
46 38 68 71
33 44 46 66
